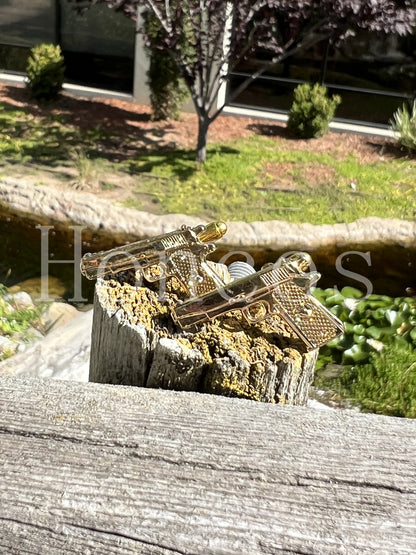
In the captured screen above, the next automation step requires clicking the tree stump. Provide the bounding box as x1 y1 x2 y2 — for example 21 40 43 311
90 276 318 405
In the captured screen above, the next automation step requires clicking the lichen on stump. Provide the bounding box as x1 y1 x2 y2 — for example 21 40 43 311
90 270 318 405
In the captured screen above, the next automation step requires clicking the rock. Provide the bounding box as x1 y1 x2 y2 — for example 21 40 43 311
225 217 416 252
0 309 93 382
42 302 82 331
3 291 34 309
8 276 68 303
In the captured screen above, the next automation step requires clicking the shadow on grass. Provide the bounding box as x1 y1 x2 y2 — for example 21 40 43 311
247 122 296 140
0 85 163 165
129 145 241 181
0 85 152 130
365 139 415 160
0 101 89 166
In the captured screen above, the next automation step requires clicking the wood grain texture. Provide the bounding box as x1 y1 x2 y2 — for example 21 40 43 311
0 375 415 554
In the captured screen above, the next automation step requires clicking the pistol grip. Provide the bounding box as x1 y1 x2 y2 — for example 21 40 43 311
167 249 224 297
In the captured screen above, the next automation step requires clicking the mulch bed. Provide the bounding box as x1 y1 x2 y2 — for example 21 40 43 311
0 82 401 161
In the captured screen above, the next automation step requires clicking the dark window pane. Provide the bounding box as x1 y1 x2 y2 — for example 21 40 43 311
0 44 29 72
228 74 300 113
324 32 416 95
0 0 55 46
0 0 135 93
60 2 135 59
325 87 411 125
229 31 416 126
63 51 134 93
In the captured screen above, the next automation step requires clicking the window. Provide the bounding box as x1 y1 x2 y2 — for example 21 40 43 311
0 0 135 93
228 32 416 125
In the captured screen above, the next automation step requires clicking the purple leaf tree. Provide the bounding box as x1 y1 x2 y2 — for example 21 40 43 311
69 0 416 162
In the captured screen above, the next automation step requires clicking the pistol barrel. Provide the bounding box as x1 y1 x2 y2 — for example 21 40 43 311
80 221 227 281
80 236 166 280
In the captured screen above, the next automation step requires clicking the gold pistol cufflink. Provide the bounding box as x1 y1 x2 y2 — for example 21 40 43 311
81 223 344 350
80 221 228 297
171 252 344 351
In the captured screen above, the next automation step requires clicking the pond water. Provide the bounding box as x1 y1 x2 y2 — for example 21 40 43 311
0 208 133 304
1 207 415 303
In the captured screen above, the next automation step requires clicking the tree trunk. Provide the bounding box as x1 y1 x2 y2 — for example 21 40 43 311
196 115 210 163
89 279 318 405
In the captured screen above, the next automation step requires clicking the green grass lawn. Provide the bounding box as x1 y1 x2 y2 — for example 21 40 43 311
126 137 416 223
1 101 415 225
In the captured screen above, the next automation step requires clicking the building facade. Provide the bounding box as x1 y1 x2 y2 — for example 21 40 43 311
0 0 136 92
228 32 416 126
0 0 415 126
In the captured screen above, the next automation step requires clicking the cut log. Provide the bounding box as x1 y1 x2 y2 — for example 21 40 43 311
89 278 318 404
1 375 416 554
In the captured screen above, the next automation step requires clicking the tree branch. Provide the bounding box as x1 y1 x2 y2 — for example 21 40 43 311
145 0 172 33
225 30 332 110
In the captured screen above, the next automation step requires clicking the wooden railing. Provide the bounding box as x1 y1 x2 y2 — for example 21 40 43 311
1 374 415 553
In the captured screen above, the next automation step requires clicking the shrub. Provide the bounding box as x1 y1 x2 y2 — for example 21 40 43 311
338 343 416 418
314 286 416 367
26 43 65 103
390 100 416 153
287 83 341 139
144 12 189 121
314 286 416 417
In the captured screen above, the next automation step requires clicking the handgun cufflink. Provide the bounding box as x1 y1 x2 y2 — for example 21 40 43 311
81 221 344 351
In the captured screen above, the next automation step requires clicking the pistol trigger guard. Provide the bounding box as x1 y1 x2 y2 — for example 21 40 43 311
143 262 167 282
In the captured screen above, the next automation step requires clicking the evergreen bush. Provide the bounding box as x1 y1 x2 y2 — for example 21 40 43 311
144 12 189 121
26 43 65 104
287 83 341 139
390 100 416 153
314 286 416 417
338 343 416 418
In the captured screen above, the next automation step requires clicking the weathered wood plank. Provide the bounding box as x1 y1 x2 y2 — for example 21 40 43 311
0 375 415 554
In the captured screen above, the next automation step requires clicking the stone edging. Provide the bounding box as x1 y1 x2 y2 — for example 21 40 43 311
1 178 415 251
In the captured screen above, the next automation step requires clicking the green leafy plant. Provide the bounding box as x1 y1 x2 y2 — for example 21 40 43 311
390 100 416 153
314 286 416 367
314 287 416 418
144 12 189 121
0 289 41 337
337 343 416 418
26 43 65 103
287 83 341 138
0 285 47 360
314 286 416 417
